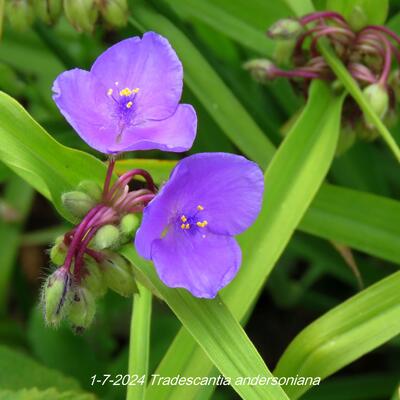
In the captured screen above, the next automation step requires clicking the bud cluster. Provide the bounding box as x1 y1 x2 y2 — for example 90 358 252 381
245 11 400 152
42 160 155 333
5 0 129 33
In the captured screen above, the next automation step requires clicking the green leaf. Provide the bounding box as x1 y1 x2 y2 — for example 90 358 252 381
0 388 95 400
0 91 107 222
0 345 82 392
130 5 276 168
274 271 400 399
146 80 344 399
300 183 400 265
121 248 290 400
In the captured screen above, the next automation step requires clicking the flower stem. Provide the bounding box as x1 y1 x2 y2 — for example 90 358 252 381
127 282 152 400
102 156 116 201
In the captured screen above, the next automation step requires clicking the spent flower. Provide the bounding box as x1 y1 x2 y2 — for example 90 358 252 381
135 153 264 298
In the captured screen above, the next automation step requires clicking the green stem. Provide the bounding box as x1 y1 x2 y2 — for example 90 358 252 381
127 282 152 400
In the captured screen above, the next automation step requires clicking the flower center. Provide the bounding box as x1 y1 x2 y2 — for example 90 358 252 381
177 205 208 232
106 82 140 137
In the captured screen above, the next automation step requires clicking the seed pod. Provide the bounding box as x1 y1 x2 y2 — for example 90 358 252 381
33 0 62 24
92 224 120 250
5 0 34 32
42 268 72 327
50 235 68 266
101 252 137 297
82 260 107 298
61 190 96 218
77 180 102 202
63 0 98 33
98 0 128 27
67 287 96 334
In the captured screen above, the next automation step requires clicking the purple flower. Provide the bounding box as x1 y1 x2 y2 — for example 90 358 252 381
52 32 197 154
135 153 264 298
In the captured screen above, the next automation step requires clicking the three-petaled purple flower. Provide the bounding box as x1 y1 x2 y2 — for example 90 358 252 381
135 153 264 298
52 32 197 154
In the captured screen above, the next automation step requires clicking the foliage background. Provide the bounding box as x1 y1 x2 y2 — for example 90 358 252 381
0 0 399 399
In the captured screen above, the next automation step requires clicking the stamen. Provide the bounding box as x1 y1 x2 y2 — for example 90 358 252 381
133 88 140 93
185 223 190 229
181 215 187 222
126 101 133 109
180 223 186 229
120 88 132 96
196 220 208 228
107 88 113 96
197 205 204 210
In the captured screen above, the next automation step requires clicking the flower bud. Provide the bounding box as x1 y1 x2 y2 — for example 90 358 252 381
67 287 96 334
63 0 98 33
33 0 62 24
336 124 357 156
5 0 34 32
77 180 102 202
243 59 276 83
362 83 389 128
42 268 72 326
61 190 96 218
101 252 137 297
82 260 107 298
267 18 303 40
120 213 140 241
50 235 68 266
98 0 128 27
92 224 120 250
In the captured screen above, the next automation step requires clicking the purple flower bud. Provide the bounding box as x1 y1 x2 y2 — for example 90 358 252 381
135 153 264 299
52 33 197 154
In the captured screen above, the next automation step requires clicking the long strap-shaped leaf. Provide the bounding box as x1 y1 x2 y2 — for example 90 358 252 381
121 248 289 400
274 270 400 399
145 80 344 399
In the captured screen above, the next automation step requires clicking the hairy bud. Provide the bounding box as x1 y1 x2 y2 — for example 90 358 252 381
362 83 389 128
5 0 34 32
82 260 107 298
42 268 72 327
120 213 140 241
243 59 276 83
101 252 137 297
92 224 120 250
64 0 98 33
268 18 303 40
99 0 128 27
61 190 96 218
67 287 96 334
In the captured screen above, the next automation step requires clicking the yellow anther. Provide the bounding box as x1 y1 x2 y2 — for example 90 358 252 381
197 205 204 211
202 220 208 226
126 101 133 109
196 220 208 228
185 223 190 229
181 215 187 222
107 88 113 96
180 223 186 229
119 87 132 96
133 88 140 93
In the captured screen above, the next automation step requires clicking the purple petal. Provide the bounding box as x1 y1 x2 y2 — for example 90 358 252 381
52 69 116 153
152 229 241 298
106 104 197 153
91 32 183 121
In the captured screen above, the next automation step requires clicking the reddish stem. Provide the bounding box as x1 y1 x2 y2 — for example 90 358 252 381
102 156 116 201
300 11 347 27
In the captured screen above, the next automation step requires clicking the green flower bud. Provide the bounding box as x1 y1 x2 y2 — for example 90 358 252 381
5 0 34 32
64 0 98 33
243 59 276 83
267 18 303 40
120 213 140 242
41 268 72 327
61 190 96 218
362 83 389 129
99 0 128 27
82 260 107 298
33 0 62 24
92 224 120 250
67 287 96 334
101 252 137 297
77 180 102 202
50 235 67 266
